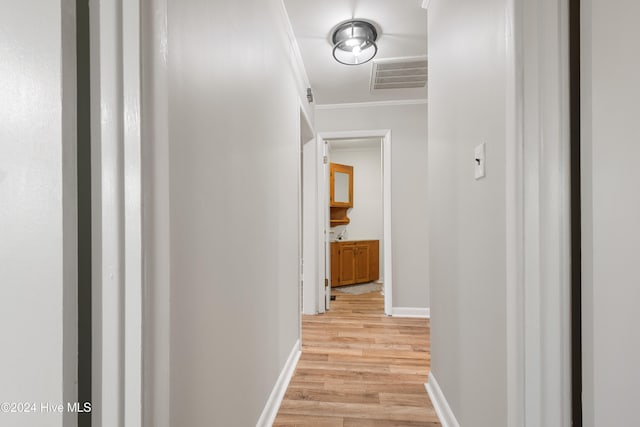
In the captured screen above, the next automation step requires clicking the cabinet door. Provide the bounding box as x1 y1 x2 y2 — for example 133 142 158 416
329 163 354 208
331 243 340 287
354 244 370 283
368 240 379 282
339 244 356 285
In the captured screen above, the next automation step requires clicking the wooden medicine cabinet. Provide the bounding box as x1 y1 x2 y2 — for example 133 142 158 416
330 162 353 226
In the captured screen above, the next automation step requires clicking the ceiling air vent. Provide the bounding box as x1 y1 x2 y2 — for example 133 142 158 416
370 56 428 92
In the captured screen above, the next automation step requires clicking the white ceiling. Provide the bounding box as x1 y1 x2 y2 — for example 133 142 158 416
283 0 428 105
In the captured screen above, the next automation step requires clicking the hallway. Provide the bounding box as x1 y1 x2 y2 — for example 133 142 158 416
274 289 440 426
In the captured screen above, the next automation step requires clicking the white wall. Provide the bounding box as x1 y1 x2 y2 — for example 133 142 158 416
0 1 77 426
316 103 428 308
330 144 382 242
330 143 383 279
427 0 508 425
163 0 303 425
581 1 640 425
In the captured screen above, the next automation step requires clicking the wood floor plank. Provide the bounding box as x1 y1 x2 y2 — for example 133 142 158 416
378 392 432 407
284 388 380 404
343 418 440 427
273 413 344 427
274 289 441 426
278 400 438 422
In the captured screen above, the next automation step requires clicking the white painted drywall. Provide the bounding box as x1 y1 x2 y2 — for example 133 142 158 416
330 143 384 279
427 0 508 425
0 1 77 426
581 1 640 425
315 103 428 308
164 0 302 425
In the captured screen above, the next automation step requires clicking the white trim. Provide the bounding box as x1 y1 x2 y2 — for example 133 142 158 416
256 340 302 427
316 99 427 110
422 0 430 10
91 1 124 424
504 0 571 425
123 0 143 425
61 0 79 422
382 130 393 316
320 129 392 140
141 0 171 424
299 97 317 322
317 129 393 315
505 0 525 425
297 101 303 322
327 145 381 153
426 373 461 427
318 137 328 312
521 0 572 425
91 1 143 425
392 307 430 318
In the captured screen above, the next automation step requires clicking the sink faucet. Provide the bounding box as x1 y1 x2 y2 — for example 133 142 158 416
337 228 347 241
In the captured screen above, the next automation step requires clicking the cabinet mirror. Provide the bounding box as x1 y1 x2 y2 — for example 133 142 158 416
330 163 353 208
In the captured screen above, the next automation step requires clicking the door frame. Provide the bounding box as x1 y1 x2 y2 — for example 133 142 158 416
90 0 143 425
504 0 572 424
317 129 393 316
299 103 318 318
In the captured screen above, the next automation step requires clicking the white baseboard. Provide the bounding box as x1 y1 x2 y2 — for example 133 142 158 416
391 307 430 318
256 339 301 427
426 373 460 427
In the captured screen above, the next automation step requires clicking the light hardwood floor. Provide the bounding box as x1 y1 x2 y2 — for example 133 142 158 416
274 288 441 426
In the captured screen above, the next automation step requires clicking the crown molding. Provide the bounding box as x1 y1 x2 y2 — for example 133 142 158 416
315 99 428 110
277 0 311 92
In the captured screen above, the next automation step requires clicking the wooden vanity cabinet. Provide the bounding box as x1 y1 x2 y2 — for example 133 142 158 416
330 240 379 287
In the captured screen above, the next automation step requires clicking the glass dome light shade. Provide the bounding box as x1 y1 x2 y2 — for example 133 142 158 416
332 20 378 66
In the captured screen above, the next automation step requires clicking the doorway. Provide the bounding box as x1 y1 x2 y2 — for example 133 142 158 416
318 130 393 315
326 137 384 312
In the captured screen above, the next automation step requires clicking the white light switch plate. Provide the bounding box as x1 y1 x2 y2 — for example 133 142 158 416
474 143 486 180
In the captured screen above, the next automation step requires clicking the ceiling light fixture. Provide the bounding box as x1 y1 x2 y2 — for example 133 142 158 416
331 20 378 66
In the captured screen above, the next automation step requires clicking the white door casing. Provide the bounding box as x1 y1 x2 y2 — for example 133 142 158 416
505 0 572 425
90 0 143 425
317 130 393 316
